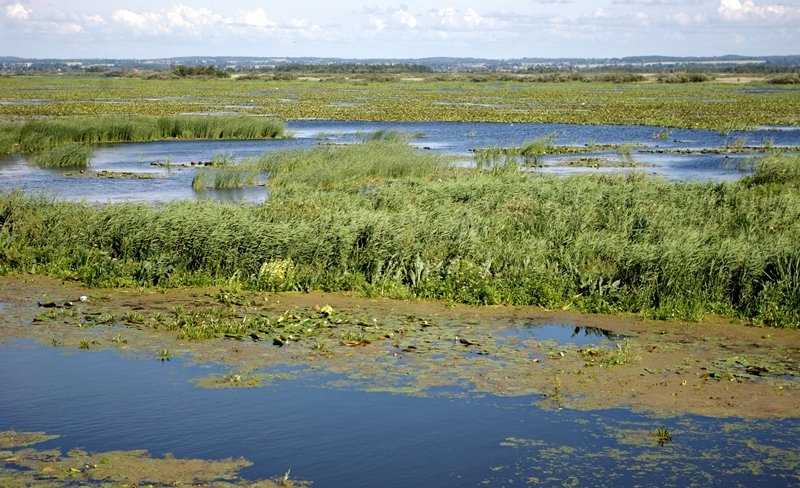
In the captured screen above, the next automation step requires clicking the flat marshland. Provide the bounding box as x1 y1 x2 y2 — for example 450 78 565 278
0 71 799 486
1 73 799 129
2 144 798 327
0 73 797 326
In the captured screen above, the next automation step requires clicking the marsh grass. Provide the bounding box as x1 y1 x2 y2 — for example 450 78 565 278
475 134 558 170
615 143 637 165
33 143 92 169
259 139 445 190
1 115 285 154
192 154 264 190
2 145 799 328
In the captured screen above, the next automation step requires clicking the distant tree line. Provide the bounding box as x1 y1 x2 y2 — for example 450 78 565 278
172 64 230 78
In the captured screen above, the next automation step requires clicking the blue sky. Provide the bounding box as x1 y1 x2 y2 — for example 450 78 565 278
2 0 798 59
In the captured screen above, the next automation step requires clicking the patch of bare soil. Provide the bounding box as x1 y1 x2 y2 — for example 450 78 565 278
1 275 797 418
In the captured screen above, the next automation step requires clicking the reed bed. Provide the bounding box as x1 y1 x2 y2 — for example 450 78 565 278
259 139 445 191
192 155 264 190
1 144 798 328
33 143 92 169
0 115 285 154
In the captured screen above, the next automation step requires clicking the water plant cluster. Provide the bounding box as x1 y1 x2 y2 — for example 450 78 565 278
1 75 798 130
0 430 306 487
0 115 286 169
0 115 285 155
1 141 798 328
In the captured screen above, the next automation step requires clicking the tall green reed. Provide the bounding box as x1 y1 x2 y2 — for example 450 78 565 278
1 115 285 154
33 143 92 169
1 146 798 327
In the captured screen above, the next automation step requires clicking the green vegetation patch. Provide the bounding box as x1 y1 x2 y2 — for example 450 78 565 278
33 143 92 169
1 75 798 130
0 431 308 487
192 154 265 190
1 145 799 327
0 430 59 449
0 115 285 155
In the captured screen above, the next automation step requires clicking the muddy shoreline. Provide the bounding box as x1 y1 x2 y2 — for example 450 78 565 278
1 275 798 418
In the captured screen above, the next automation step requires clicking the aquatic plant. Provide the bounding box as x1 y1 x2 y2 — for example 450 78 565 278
652 427 673 446
192 155 264 190
259 138 445 190
1 75 798 133
615 143 637 165
1 115 285 155
746 152 800 186
474 134 558 171
2 148 800 328
520 134 558 166
33 143 92 169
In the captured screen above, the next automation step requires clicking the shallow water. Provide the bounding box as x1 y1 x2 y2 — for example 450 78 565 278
1 120 797 204
1 344 798 486
498 323 625 347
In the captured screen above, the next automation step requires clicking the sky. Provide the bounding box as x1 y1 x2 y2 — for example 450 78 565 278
1 0 799 59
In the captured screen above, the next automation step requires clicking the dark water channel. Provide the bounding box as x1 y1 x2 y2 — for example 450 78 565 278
1 121 797 204
1 343 798 486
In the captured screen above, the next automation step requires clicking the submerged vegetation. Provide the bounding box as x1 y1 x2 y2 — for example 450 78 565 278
0 430 307 487
1 142 798 328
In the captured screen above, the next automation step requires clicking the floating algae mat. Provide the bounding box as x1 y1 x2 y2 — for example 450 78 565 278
1 344 799 487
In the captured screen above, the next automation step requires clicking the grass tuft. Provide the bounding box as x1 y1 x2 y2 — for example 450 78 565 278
33 143 92 169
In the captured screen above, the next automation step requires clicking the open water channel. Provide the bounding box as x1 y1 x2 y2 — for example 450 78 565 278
2 334 799 487
1 121 798 203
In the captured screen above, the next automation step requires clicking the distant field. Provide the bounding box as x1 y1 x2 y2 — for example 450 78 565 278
1 74 798 130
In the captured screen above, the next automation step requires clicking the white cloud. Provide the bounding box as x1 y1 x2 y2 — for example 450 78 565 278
6 2 32 20
432 7 497 30
368 15 387 31
393 8 418 28
241 8 275 30
112 9 149 30
112 4 228 35
467 8 492 28
2 1 798 59
58 23 84 34
83 14 106 27
718 0 800 21
668 11 707 25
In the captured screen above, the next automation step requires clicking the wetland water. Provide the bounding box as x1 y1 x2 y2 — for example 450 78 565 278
1 121 797 203
2 344 799 487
